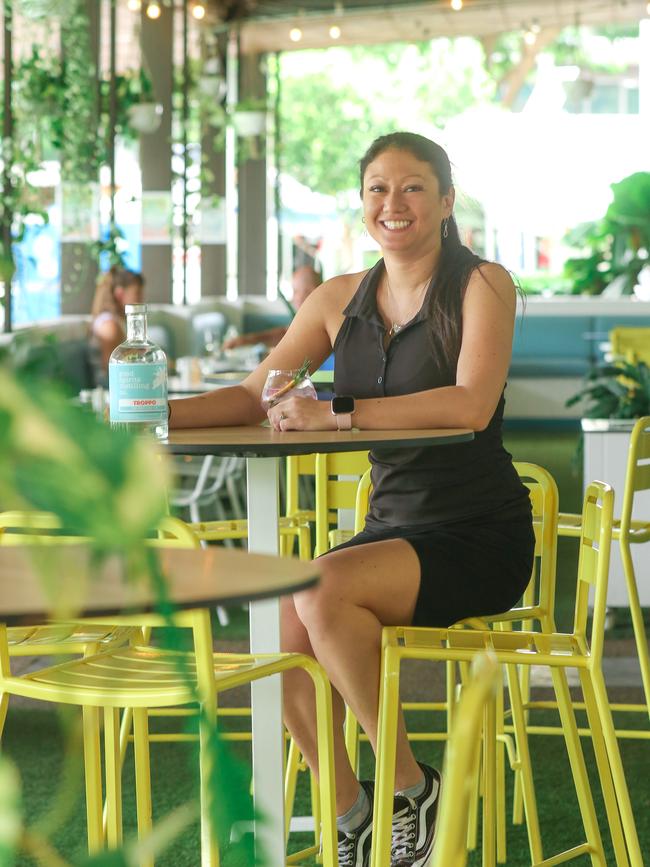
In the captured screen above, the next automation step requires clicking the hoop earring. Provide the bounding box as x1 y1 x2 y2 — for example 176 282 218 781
442 218 449 240
361 217 366 224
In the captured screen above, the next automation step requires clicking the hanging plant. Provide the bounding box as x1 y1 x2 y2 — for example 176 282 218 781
16 0 69 19
60 0 100 182
12 48 65 160
100 67 161 141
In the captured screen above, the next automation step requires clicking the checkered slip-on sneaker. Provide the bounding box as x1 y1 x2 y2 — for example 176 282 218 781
390 764 441 867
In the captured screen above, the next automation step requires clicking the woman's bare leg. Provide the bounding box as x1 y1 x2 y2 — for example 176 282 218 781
287 539 424 795
281 595 363 814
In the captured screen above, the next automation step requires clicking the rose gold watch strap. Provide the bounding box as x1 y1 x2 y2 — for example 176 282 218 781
335 413 353 431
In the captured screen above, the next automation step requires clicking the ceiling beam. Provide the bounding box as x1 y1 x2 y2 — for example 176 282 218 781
239 0 648 54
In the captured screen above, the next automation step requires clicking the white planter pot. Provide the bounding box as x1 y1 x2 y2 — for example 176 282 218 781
582 418 650 606
232 110 267 137
127 102 163 134
198 75 227 101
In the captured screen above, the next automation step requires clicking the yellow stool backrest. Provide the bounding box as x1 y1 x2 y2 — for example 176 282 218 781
618 415 650 542
432 651 499 867
0 512 199 549
574 482 615 666
610 327 650 366
509 462 559 630
314 451 371 557
285 453 317 520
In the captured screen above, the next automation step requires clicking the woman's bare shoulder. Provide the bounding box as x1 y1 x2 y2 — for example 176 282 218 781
467 261 516 306
313 269 370 309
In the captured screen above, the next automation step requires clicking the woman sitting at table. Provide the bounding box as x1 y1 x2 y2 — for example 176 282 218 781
90 266 145 374
168 131 534 867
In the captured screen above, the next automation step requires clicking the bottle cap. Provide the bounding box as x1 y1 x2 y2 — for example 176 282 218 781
125 304 147 314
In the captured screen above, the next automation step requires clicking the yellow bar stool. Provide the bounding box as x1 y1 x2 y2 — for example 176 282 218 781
609 327 650 365
0 512 195 739
2 600 339 867
183 454 313 561
347 463 559 863
370 482 643 867
558 414 650 724
431 652 499 867
314 451 371 557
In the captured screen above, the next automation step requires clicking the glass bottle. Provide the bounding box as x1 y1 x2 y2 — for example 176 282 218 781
109 304 168 439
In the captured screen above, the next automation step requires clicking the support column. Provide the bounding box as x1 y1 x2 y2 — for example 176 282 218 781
237 52 267 297
140 3 173 303
200 33 227 297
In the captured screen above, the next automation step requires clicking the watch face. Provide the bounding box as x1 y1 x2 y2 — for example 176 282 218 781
332 395 355 414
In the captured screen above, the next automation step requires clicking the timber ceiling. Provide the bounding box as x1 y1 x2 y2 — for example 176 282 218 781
203 1 648 53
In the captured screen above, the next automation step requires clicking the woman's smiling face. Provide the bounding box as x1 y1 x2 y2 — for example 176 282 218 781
361 147 454 254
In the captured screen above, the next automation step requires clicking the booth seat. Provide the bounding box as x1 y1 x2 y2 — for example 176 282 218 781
0 296 292 392
506 300 650 424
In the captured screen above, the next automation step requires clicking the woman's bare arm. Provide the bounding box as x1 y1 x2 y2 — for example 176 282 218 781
168 279 347 429
351 263 516 431
266 264 516 433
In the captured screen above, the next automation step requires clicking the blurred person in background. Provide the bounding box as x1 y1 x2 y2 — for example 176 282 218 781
222 265 321 350
90 266 145 373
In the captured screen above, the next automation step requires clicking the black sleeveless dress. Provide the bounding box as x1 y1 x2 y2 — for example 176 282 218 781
329 259 535 628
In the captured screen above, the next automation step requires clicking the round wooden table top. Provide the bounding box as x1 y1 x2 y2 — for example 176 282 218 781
166 425 474 457
0 545 319 622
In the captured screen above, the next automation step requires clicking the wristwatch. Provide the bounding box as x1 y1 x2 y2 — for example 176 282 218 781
331 395 355 431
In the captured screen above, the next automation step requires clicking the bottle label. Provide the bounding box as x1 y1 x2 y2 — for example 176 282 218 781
109 363 167 423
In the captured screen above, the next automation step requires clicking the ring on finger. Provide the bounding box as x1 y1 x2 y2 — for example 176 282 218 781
280 412 287 421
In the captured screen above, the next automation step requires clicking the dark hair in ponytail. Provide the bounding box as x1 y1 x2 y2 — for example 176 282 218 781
359 131 487 371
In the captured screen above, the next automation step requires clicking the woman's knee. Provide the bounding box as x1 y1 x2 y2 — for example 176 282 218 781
281 595 315 655
293 560 341 632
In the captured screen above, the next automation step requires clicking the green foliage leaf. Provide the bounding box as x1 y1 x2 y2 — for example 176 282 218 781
566 361 650 418
0 369 167 550
0 756 22 866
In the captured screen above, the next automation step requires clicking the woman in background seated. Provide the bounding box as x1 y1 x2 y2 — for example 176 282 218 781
222 265 321 350
90 267 144 373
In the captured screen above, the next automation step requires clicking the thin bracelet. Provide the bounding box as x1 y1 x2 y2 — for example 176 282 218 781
167 402 172 423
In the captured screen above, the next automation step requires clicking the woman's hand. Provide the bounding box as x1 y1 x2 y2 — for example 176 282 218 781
267 397 336 431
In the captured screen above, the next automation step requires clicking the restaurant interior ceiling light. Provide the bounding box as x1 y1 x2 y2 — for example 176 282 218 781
192 2 206 19
289 26 302 40
450 0 463 10
146 1 161 18
329 24 341 38
126 0 141 10
523 28 537 45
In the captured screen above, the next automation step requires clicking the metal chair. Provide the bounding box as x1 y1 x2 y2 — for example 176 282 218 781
314 451 371 557
371 482 643 867
347 463 560 863
431 652 499 867
557 415 650 722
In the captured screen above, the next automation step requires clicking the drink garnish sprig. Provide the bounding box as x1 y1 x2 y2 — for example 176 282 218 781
268 358 312 408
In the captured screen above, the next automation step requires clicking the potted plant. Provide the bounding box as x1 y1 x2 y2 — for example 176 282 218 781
231 97 268 138
563 171 650 297
566 359 650 607
112 67 163 135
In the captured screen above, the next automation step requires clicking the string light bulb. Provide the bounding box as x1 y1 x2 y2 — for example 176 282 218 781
127 0 141 10
146 1 161 18
329 24 341 39
192 2 206 19
450 0 463 10
289 26 302 41
524 29 537 46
